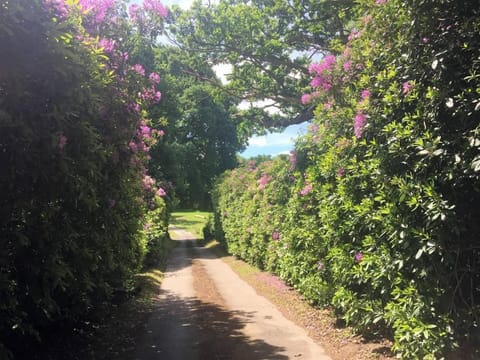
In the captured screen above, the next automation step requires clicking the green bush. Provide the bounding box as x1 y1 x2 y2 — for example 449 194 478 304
212 0 480 357
0 0 166 355
142 196 170 267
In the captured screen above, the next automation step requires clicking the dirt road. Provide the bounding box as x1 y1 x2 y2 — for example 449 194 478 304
134 228 331 360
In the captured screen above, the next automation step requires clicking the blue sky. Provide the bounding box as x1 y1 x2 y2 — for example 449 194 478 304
239 122 309 158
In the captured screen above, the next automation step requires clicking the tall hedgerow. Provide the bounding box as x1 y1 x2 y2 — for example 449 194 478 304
0 0 168 357
213 0 480 357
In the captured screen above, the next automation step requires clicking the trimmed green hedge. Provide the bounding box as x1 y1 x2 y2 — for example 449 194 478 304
212 0 480 357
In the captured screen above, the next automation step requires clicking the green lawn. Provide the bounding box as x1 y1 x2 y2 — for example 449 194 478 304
169 210 211 239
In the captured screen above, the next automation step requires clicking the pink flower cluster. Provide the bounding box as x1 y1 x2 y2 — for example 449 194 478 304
402 81 413 94
99 38 116 53
354 113 367 138
156 187 167 197
133 64 146 76
361 89 371 100
140 86 162 103
79 0 115 24
143 0 168 18
129 4 141 21
347 29 362 42
272 230 280 241
143 175 155 191
300 182 313 196
309 55 336 92
149 72 161 84
258 174 271 190
43 0 69 18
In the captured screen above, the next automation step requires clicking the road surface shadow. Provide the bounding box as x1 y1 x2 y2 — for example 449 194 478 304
135 290 288 360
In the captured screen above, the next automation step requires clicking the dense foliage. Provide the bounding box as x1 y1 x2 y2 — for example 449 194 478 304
0 0 169 357
168 0 355 128
147 47 246 209
212 0 480 357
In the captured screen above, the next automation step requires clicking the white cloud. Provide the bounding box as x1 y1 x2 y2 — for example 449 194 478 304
238 99 282 116
212 63 232 85
248 132 295 147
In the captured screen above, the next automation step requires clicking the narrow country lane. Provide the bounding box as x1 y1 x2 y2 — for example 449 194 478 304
134 228 331 360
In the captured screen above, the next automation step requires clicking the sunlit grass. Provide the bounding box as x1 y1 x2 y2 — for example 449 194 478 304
170 210 211 239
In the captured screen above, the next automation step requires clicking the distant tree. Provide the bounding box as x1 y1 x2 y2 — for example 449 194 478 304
148 47 246 209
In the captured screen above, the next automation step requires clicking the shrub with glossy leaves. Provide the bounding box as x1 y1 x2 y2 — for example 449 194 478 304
0 0 168 356
213 0 480 357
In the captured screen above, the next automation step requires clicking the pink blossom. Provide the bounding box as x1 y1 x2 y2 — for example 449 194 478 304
128 102 140 113
272 230 280 241
311 75 331 91
140 125 151 137
321 82 332 91
363 14 373 24
361 89 371 100
301 94 311 105
258 174 271 190
422 37 430 44
402 81 413 94
308 55 336 75
348 29 361 41
317 261 324 271
309 124 319 133
337 167 345 177
149 72 161 84
133 64 145 76
354 113 367 138
140 86 162 103
157 129 165 136
99 38 116 53
300 183 313 196
156 187 167 197
58 134 68 150
144 222 151 230
375 0 387 4
355 252 363 262
343 60 352 72
129 141 138 152
43 0 69 18
129 4 141 21
323 54 336 68
324 101 333 110
153 91 162 103
143 175 155 191
143 0 168 18
79 0 115 24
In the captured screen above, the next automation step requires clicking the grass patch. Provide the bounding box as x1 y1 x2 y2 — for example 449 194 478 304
170 210 211 239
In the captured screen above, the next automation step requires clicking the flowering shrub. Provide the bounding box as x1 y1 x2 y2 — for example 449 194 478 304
213 0 480 357
0 0 168 356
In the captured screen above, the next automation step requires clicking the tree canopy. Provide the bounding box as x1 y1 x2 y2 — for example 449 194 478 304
167 0 355 128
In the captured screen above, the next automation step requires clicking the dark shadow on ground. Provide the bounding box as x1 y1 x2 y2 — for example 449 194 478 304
134 291 288 360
